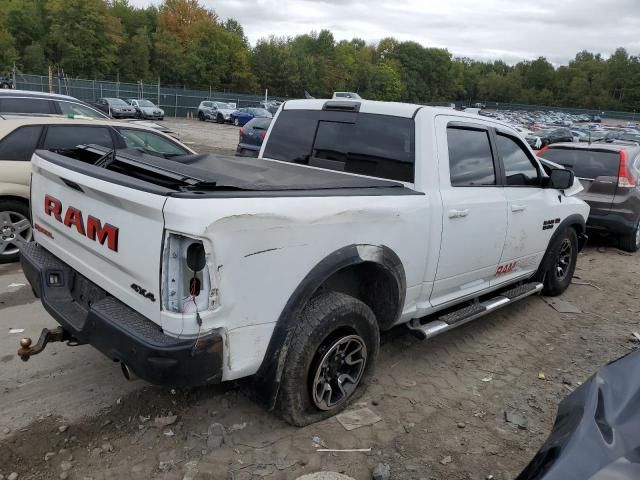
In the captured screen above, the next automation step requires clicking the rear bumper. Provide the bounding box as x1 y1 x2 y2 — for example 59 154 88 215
235 143 260 157
20 242 224 387
588 211 637 235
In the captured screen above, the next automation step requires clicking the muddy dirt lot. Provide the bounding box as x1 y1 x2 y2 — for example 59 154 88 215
1 119 639 480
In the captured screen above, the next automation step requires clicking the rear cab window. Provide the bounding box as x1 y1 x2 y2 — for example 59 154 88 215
263 109 415 182
541 147 620 179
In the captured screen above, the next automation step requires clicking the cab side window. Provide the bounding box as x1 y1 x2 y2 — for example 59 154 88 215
447 126 496 186
497 133 540 186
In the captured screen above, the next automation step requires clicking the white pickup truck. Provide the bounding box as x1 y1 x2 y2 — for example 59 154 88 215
19 99 589 426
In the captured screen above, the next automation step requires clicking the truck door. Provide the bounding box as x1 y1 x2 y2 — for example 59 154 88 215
493 130 558 284
430 118 508 306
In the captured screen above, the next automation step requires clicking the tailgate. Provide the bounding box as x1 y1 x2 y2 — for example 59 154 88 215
30 152 167 324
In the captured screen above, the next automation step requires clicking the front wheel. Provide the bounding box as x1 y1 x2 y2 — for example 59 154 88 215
619 221 640 253
198 112 205 121
535 228 578 296
277 291 379 427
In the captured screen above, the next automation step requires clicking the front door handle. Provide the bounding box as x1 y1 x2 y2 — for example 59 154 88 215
511 204 527 212
448 209 470 218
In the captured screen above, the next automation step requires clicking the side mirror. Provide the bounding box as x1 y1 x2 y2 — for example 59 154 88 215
547 168 574 190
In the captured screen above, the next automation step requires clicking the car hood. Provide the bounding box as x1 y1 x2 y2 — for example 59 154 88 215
140 106 163 114
218 108 235 115
516 349 640 480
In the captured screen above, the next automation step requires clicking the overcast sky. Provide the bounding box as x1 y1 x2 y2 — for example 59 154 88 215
132 0 640 65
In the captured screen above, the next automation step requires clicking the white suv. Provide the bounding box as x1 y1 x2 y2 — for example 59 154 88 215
0 116 194 263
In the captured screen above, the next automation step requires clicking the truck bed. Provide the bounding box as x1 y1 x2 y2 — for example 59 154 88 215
36 147 417 196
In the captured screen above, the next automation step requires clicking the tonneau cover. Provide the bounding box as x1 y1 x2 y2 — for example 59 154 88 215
123 149 404 191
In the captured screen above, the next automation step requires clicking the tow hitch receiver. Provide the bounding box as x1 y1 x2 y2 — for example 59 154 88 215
17 327 77 361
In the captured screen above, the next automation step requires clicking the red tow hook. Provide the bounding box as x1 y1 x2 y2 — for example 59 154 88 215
17 327 76 361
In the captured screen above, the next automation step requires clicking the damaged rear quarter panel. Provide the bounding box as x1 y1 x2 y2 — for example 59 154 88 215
162 194 430 380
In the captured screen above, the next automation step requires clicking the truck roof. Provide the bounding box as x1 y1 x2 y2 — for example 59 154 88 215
283 98 499 122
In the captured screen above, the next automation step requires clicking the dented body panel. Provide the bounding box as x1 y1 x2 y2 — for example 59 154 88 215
25 100 589 387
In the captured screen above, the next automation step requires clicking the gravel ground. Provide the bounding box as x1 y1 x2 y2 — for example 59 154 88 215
164 117 240 156
1 119 639 480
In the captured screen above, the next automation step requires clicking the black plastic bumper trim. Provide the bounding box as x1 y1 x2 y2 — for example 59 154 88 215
20 242 223 387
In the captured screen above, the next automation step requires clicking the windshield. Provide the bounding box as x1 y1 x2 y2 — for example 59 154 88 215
137 100 155 107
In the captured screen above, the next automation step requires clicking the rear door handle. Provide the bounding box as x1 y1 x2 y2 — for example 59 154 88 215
448 209 469 218
511 204 527 212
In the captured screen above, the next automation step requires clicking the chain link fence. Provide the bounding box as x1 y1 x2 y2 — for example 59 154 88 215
11 73 640 121
14 74 287 117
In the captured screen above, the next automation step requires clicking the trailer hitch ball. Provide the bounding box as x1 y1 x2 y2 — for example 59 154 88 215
17 327 70 361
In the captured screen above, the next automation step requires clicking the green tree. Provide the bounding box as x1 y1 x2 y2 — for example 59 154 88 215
46 0 123 77
0 9 18 70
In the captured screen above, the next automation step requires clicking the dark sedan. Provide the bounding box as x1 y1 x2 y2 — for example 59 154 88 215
236 117 272 157
93 98 137 118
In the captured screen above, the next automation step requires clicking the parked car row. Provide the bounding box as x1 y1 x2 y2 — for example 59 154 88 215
197 100 273 126
92 97 165 120
479 108 640 151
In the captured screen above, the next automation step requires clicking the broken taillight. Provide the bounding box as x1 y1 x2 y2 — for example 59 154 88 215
161 233 212 313
617 150 636 188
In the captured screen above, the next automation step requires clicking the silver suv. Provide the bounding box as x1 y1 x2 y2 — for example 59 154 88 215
197 100 236 123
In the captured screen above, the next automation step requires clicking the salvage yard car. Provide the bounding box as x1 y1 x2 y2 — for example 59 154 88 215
538 143 640 251
18 99 589 426
0 116 194 263
93 98 137 118
0 90 108 119
197 100 236 123
126 99 165 120
236 117 271 157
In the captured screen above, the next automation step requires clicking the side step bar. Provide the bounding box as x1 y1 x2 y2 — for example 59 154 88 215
408 282 543 340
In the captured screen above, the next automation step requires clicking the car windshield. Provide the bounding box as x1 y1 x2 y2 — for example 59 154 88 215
108 98 129 107
137 100 155 107
248 108 272 118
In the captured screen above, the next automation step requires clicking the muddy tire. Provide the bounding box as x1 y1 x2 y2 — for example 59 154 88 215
277 291 379 427
0 199 32 264
619 221 640 253
535 227 578 296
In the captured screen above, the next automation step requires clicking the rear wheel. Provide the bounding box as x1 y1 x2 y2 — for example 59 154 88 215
619 221 640 253
535 227 578 296
277 291 379 426
0 200 32 264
